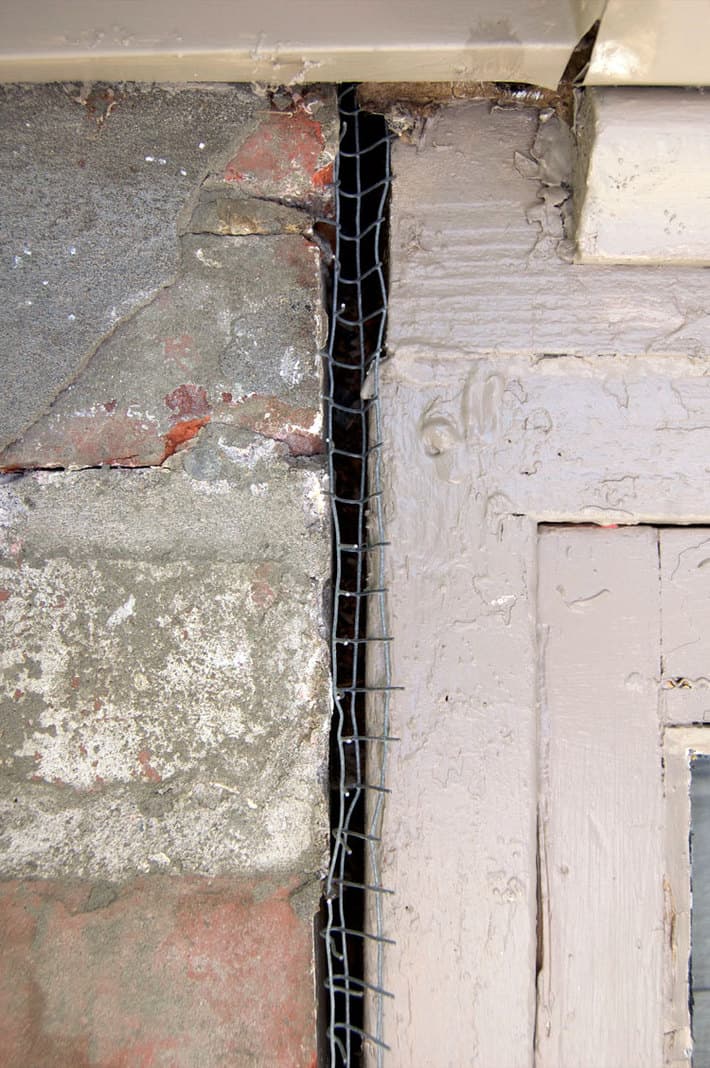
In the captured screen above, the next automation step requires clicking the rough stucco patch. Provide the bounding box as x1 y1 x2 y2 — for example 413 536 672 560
0 456 328 567
0 555 330 879
0 559 326 789
0 454 329 880
0 876 317 1068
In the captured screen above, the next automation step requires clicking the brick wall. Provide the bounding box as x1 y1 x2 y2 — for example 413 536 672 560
0 83 335 1066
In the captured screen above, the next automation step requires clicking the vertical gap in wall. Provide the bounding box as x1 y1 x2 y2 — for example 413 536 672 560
322 86 395 1066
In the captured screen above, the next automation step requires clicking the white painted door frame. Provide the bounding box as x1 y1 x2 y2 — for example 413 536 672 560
371 354 710 1066
367 98 710 1067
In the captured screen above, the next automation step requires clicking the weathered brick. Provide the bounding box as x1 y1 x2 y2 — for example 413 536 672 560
222 102 336 208
0 876 318 1067
0 80 335 1062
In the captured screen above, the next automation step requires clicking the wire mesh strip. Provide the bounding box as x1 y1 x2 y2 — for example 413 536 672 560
323 85 395 1066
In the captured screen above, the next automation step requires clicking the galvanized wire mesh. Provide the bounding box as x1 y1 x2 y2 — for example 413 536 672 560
323 85 396 1066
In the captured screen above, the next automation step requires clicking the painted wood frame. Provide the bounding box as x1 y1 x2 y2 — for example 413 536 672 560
369 355 710 1067
536 524 665 1068
664 727 710 1068
369 99 710 1067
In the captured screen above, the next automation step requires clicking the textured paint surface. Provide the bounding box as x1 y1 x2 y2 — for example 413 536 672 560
388 102 710 358
0 876 317 1067
537 526 664 1068
379 99 710 1066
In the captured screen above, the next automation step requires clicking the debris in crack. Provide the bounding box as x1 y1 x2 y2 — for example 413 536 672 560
188 190 312 236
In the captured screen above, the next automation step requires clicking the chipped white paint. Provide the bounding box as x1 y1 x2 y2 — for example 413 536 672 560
537 526 664 1068
575 89 710 265
377 100 710 1066
663 727 709 1068
661 530 710 727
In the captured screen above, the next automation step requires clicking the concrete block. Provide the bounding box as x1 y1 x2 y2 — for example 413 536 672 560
0 233 325 470
0 457 329 880
0 875 318 1067
0 83 336 454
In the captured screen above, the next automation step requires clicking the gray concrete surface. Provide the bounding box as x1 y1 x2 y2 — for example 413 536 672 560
0 83 335 883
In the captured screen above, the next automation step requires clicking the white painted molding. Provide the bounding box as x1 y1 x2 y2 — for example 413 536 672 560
587 0 710 86
575 88 710 265
0 0 602 87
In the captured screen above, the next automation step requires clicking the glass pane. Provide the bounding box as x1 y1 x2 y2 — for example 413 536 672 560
691 755 710 1067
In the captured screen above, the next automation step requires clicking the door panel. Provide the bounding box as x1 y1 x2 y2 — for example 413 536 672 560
536 526 665 1068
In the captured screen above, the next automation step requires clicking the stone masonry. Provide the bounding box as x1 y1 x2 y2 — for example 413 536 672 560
0 82 335 1065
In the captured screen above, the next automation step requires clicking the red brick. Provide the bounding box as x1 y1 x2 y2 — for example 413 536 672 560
0 877 317 1067
224 108 334 206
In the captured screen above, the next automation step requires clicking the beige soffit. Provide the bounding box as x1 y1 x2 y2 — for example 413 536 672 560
0 0 604 88
587 0 710 85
